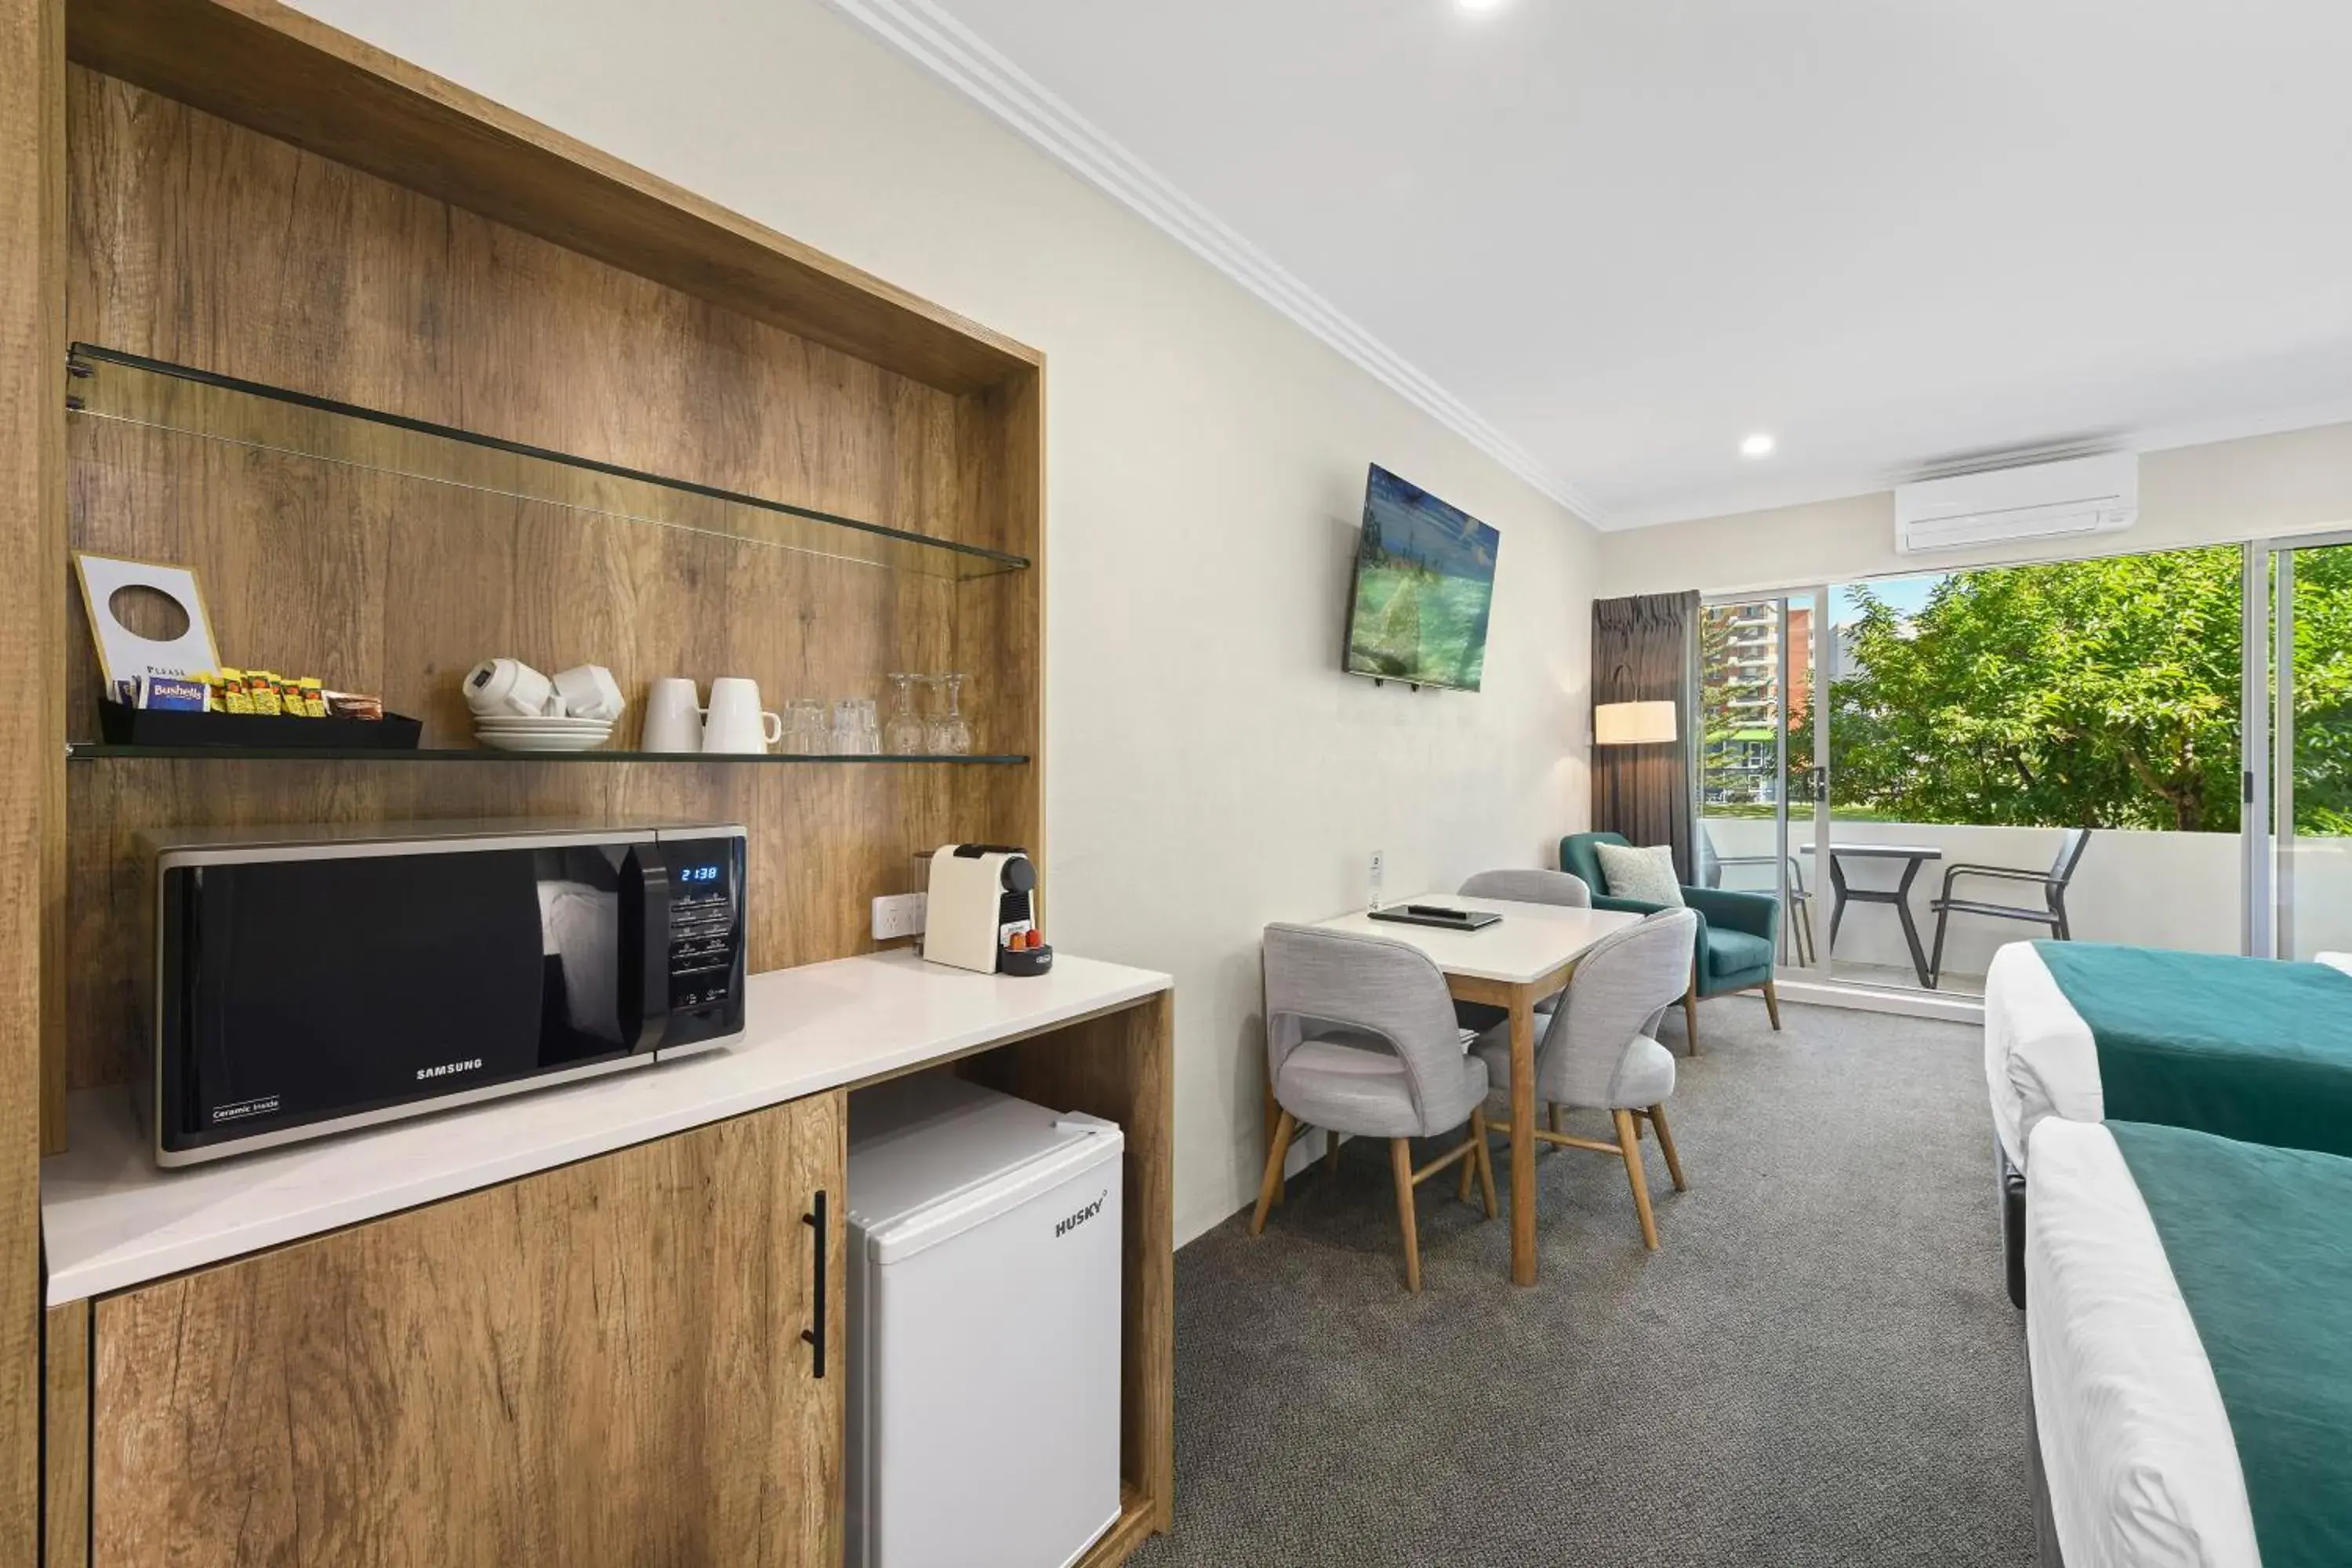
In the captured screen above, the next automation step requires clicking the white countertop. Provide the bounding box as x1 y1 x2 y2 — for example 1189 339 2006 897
41 949 1170 1305
1314 894 1641 983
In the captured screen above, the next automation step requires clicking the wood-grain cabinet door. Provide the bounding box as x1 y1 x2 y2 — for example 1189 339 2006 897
88 1093 848 1568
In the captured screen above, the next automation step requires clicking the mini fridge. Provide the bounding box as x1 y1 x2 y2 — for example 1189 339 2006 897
846 1073 1125 1568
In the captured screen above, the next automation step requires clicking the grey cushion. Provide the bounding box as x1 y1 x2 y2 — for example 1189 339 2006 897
1706 926 1774 977
1593 842 1685 907
1475 1031 1675 1111
1278 1036 1490 1140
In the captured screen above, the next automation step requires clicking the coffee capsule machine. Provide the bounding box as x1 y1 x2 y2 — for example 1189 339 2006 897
922 844 1053 976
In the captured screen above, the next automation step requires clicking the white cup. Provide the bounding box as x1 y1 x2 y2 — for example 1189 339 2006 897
463 658 555 718
642 678 703 753
703 677 782 753
551 664 626 723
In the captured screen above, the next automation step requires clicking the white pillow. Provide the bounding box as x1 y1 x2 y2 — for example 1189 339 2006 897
1593 842 1685 907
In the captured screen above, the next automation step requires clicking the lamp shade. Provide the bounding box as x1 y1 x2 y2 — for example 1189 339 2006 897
1593 699 1678 746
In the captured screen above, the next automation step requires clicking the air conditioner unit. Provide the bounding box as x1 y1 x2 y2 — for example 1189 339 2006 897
1893 452 2138 554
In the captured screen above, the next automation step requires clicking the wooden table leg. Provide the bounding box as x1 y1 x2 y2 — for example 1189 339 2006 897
1507 986 1538 1286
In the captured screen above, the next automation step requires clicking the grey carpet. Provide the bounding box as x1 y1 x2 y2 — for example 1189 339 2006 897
1132 1000 2031 1568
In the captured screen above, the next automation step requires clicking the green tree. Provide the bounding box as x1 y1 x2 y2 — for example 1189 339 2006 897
1807 546 2352 834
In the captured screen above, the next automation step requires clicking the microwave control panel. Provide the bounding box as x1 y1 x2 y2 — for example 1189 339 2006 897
662 836 747 1031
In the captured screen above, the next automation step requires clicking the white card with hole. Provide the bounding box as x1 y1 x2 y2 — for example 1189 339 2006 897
73 554 221 689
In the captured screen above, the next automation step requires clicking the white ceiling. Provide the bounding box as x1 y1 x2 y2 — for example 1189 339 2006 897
827 0 2352 528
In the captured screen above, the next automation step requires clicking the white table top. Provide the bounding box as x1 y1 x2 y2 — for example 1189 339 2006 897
1798 843 1944 859
40 949 1170 1305
1313 895 1642 984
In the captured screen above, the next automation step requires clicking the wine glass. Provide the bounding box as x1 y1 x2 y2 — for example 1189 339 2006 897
884 673 927 756
926 673 972 757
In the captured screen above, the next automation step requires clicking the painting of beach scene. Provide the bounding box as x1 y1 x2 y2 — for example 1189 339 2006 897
1343 464 1501 691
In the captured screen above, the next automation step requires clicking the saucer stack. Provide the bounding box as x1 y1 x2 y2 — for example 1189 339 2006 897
463 658 624 752
473 713 615 752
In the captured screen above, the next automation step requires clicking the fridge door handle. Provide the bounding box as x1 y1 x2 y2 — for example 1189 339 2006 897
801 1191 828 1378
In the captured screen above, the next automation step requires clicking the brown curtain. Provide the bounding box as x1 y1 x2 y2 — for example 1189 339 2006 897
1591 591 1700 882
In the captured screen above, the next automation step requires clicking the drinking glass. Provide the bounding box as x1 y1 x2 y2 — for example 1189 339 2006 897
884 673 927 756
833 697 880 756
925 673 972 757
782 698 828 754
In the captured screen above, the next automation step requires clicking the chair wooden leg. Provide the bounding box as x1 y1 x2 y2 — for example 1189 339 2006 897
1469 1106 1498 1219
1325 1131 1343 1175
1614 1109 1661 1251
1682 982 1700 1055
1455 1127 1475 1203
1250 1111 1296 1236
1390 1138 1423 1292
1547 1102 1562 1136
1762 977 1783 1030
1262 1080 1284 1207
1647 1104 1688 1192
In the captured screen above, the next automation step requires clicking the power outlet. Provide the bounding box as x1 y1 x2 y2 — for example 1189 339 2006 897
872 891 927 942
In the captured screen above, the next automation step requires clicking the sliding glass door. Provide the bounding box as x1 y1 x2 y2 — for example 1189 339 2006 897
1716 546 2264 994
2269 537 2352 958
1696 594 1823 970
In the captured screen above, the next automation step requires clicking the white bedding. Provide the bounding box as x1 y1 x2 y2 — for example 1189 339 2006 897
1984 942 2352 1171
2026 1118 2258 1568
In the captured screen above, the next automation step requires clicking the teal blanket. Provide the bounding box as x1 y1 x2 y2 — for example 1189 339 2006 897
2111 1121 2352 1567
2035 942 2352 1157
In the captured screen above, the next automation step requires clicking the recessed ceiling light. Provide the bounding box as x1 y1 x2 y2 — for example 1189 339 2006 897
1740 434 1777 459
1458 0 1507 12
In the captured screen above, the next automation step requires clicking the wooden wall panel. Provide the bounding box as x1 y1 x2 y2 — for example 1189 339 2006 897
91 1093 845 1568
57 69 1041 1094
65 0 1036 394
42 1303 89 1568
1 0 63 1554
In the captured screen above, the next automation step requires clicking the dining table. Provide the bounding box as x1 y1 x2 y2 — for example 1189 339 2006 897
1797 841 1945 986
1312 895 1643 1285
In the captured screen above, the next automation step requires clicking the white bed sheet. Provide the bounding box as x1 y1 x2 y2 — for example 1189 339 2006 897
1985 943 2352 1171
2026 1118 2258 1568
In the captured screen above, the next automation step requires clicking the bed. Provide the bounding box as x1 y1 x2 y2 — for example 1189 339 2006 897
1985 941 2352 1305
2026 1116 2352 1568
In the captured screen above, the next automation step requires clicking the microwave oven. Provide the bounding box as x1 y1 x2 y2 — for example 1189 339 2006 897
142 819 748 1165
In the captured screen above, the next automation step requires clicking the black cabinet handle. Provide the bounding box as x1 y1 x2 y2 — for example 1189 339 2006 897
801 1191 828 1378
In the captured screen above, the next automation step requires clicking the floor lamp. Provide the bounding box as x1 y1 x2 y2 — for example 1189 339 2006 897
1592 699 1679 844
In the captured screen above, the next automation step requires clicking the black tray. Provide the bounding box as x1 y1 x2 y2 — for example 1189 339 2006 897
1368 905 1502 932
97 699 423 750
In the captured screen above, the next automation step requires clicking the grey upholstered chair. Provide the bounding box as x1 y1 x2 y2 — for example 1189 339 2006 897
1472 909 1699 1250
1253 924 1497 1291
1457 867 1592 909
1454 868 1592 1031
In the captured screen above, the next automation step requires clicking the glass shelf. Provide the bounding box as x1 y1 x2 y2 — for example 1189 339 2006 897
67 745 1029 764
64 344 1029 582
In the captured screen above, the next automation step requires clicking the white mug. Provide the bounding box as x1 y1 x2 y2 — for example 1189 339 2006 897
463 657 555 717
642 678 703 753
551 664 626 723
703 677 782 753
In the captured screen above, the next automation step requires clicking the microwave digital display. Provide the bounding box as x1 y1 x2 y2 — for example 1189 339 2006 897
679 865 722 884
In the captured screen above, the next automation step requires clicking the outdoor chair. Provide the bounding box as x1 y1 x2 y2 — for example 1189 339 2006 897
1699 824 1816 967
1926 828 2093 988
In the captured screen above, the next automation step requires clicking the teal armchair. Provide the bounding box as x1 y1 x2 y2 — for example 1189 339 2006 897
1559 832 1782 1051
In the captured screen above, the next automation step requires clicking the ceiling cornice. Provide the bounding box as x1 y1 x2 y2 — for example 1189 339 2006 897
818 0 1610 527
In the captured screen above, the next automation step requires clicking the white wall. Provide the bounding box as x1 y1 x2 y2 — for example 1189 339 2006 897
292 0 1599 1243
1598 419 2352 601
